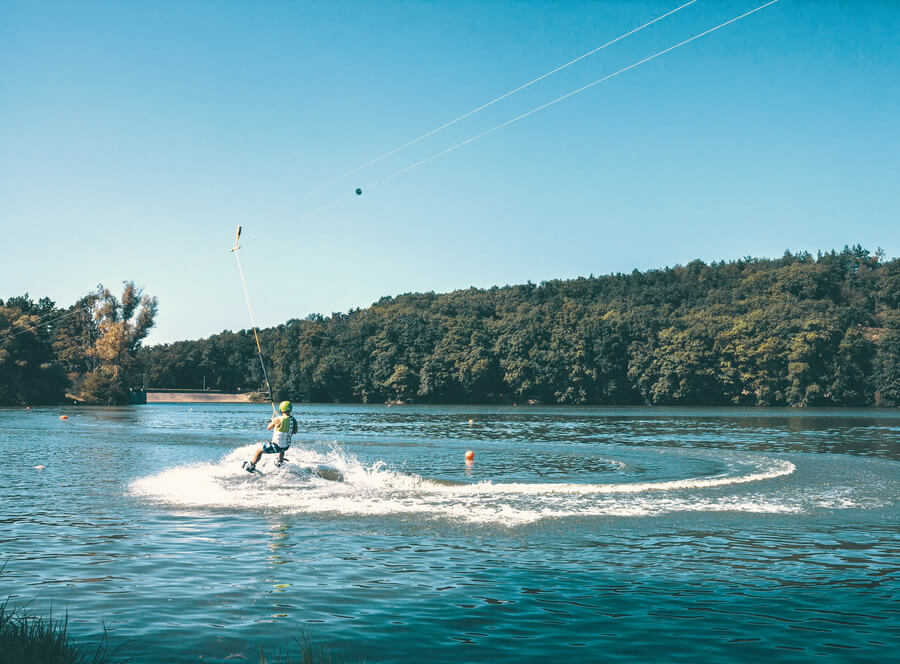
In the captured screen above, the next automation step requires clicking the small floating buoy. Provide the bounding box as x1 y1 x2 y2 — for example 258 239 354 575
59 415 68 420
25 406 31 410
355 188 362 196
468 419 474 426
465 450 474 464
34 465 45 470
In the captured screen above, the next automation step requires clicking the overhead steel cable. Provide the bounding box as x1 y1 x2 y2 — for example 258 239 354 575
362 0 781 198
301 0 699 199
300 0 780 220
0 303 96 345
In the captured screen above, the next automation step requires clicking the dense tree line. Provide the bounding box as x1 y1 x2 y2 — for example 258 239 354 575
0 283 157 405
138 246 900 407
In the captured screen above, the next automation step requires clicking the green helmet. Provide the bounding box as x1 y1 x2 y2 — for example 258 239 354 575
279 400 293 412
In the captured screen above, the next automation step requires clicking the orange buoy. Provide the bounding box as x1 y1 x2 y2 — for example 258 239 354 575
465 450 474 463
59 415 68 420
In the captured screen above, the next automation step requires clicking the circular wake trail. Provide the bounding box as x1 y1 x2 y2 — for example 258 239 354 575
130 443 813 526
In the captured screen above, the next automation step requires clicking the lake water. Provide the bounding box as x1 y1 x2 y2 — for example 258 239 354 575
1 404 897 663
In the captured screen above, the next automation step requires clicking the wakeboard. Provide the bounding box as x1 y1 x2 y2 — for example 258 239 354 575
312 466 344 482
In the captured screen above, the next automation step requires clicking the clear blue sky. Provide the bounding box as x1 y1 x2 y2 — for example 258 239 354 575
2 0 898 345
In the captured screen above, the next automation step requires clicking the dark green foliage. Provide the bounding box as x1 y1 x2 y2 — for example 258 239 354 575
0 295 68 405
137 245 899 407
873 312 900 406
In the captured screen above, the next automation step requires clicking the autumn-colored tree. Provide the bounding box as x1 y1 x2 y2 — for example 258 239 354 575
78 282 157 404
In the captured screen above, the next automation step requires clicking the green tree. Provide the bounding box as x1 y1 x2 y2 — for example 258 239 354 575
132 247 899 408
786 318 839 406
0 295 68 405
829 327 875 406
383 363 416 401
873 313 900 406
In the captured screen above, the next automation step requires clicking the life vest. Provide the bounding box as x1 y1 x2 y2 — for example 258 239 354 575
270 414 297 447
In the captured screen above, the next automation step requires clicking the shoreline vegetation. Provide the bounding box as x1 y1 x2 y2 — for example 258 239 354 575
1 565 344 664
0 601 114 664
144 390 251 403
2 247 899 408
0 600 344 664
139 246 900 408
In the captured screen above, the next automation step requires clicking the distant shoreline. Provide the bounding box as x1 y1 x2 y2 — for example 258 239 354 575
145 391 251 403
7 400 898 409
141 400 895 410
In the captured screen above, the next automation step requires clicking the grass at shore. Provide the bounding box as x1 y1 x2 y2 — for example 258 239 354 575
257 628 350 663
1 560 346 664
1 600 349 664
0 600 113 664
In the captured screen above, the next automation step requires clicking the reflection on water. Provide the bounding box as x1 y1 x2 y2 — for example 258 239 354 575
0 404 897 663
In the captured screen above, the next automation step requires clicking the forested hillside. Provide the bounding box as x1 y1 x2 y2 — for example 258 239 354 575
138 247 900 407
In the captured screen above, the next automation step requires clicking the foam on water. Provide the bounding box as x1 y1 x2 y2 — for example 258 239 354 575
128 443 829 525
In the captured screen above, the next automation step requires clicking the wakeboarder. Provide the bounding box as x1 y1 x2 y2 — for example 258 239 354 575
243 400 297 472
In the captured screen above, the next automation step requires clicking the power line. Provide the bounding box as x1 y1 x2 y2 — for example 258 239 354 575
301 0 779 216
301 0 699 200
0 302 95 345
366 0 780 191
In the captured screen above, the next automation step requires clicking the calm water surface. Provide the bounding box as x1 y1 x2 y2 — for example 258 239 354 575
1 404 897 663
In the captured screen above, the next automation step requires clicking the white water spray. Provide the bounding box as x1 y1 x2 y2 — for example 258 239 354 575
131 443 805 526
